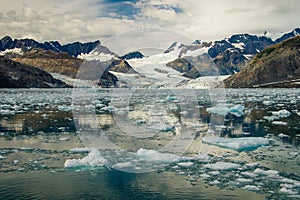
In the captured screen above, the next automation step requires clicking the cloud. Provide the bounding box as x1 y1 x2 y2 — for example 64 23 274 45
0 0 299 45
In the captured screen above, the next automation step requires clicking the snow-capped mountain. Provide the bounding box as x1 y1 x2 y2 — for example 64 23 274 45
0 36 99 57
0 27 299 88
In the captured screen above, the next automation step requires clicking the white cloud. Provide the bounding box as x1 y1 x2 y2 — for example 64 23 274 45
133 0 300 41
0 0 299 45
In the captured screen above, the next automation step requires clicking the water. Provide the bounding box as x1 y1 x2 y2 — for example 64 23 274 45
0 88 299 199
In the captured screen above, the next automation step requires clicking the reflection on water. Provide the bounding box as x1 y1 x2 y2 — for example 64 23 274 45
0 88 300 199
0 170 264 200
1 89 299 145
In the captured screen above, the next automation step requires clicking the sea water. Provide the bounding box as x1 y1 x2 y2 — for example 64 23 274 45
0 88 299 199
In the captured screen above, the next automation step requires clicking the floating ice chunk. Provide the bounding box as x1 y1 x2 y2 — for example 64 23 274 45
245 162 259 168
209 180 220 185
64 149 107 168
241 171 258 178
278 133 289 139
0 104 12 109
263 101 274 106
208 171 220 175
113 162 133 169
59 137 69 141
243 185 260 192
229 105 245 117
253 168 279 176
69 147 90 153
237 178 253 183
206 104 230 116
13 160 19 165
279 187 297 195
272 121 288 126
166 95 177 102
202 137 270 151
272 109 290 117
263 115 279 122
200 173 210 179
136 149 180 163
197 153 211 162
206 104 244 117
57 105 73 111
280 178 300 185
203 162 240 170
177 162 194 167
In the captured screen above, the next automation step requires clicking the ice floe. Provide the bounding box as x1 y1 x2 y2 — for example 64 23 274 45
202 137 270 151
64 149 107 168
135 148 180 163
206 104 244 117
203 162 241 170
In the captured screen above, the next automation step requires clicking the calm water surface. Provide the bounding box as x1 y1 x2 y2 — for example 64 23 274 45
0 88 299 199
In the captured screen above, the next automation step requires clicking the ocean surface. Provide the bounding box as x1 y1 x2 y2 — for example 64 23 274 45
0 88 299 199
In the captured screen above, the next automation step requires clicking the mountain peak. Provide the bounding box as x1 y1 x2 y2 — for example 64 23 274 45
275 27 300 43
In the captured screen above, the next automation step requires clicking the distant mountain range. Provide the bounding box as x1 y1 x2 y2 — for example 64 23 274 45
0 27 299 88
0 36 100 57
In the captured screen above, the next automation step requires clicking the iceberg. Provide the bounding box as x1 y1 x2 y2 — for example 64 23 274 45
135 148 180 163
272 109 290 117
206 104 244 117
272 121 288 126
177 162 194 167
202 137 270 151
64 149 107 168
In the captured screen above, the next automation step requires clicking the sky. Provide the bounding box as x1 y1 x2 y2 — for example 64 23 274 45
0 0 299 47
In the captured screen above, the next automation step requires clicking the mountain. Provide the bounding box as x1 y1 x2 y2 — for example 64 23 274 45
275 28 300 43
0 56 70 88
223 36 300 88
164 34 275 77
13 49 82 78
12 48 119 88
0 36 100 57
120 51 144 60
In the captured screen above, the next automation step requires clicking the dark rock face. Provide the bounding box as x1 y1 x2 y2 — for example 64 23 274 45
167 54 225 79
0 56 70 88
107 59 138 74
120 51 144 60
0 36 100 57
166 58 193 73
213 49 247 74
224 36 300 88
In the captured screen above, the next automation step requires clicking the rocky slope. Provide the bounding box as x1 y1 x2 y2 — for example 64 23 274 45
224 36 300 88
0 56 70 88
12 48 127 87
13 49 82 78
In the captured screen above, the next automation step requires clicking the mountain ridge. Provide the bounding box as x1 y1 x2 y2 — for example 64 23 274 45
223 36 300 88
